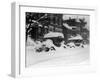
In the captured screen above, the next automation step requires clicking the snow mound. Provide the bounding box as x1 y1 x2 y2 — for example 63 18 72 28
44 32 64 38
63 23 77 30
68 34 83 40
42 39 54 48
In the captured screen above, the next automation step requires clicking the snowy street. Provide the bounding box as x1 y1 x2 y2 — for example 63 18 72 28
26 45 89 67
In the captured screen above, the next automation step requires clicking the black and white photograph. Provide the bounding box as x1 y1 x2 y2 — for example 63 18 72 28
25 12 90 67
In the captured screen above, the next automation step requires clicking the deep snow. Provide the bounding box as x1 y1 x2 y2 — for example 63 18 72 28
26 44 89 67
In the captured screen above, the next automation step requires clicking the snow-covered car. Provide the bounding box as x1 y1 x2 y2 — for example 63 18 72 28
66 42 75 48
44 32 64 47
35 39 56 53
60 41 67 48
74 40 84 47
67 34 84 48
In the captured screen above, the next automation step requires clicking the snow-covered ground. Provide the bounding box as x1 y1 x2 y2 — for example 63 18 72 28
26 44 89 67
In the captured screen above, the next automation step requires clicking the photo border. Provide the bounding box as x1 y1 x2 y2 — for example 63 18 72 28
11 2 96 78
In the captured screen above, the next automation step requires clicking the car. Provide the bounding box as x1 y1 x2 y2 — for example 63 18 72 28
67 42 75 48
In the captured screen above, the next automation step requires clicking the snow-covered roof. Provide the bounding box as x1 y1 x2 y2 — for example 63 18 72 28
44 32 64 38
68 35 83 40
63 23 77 30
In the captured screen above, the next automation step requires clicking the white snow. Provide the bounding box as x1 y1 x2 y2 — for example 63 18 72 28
26 36 89 67
67 42 75 47
26 36 35 46
63 23 77 30
26 43 89 67
42 39 54 48
44 32 64 38
63 23 72 30
68 34 83 40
